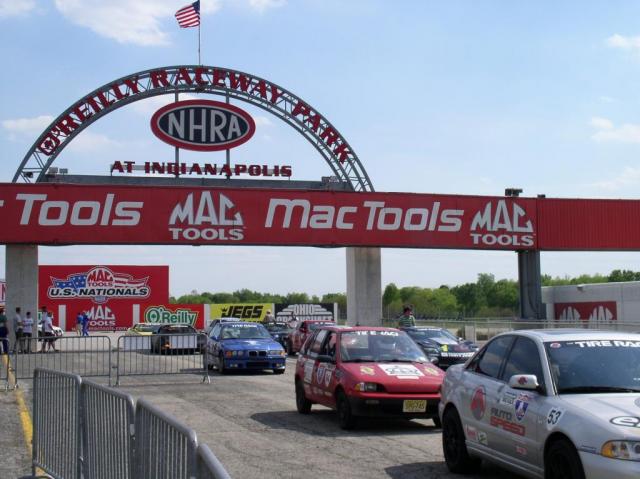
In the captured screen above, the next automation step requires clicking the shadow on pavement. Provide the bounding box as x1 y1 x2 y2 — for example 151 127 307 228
251 409 442 437
385 461 525 479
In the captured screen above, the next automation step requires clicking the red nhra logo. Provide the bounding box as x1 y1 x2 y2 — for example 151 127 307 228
470 386 486 420
150 99 256 151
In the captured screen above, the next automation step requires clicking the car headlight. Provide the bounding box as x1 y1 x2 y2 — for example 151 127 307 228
224 350 245 357
601 441 640 461
269 349 285 356
354 382 385 392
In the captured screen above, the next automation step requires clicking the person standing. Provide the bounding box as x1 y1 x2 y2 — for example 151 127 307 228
13 307 24 353
22 311 34 353
397 306 416 328
40 310 58 352
81 311 90 336
0 307 8 354
263 310 276 326
76 311 84 335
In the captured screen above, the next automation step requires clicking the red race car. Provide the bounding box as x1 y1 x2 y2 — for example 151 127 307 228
287 320 335 356
294 325 444 429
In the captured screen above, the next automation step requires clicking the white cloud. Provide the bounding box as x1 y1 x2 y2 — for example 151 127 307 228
590 167 640 191
0 0 36 17
590 117 640 143
599 96 616 103
248 0 286 13
253 116 273 126
606 33 640 51
66 131 121 153
54 0 222 46
2 115 54 136
130 93 197 115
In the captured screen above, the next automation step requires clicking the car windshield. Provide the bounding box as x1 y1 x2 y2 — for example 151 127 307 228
545 339 640 393
136 324 158 332
221 323 272 340
340 331 428 363
160 326 194 334
407 329 458 342
308 322 334 331
266 323 289 333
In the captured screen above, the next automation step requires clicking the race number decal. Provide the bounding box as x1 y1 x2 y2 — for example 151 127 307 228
546 408 563 430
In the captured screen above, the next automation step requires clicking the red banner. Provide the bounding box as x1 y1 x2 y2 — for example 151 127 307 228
1 184 640 250
554 301 617 321
38 265 169 331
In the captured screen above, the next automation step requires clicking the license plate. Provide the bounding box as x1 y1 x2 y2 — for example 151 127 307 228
403 399 427 413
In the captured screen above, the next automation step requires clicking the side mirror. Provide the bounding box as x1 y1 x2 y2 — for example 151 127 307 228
317 354 335 363
508 374 540 391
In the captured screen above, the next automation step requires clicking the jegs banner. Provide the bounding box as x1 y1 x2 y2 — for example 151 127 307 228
209 303 272 322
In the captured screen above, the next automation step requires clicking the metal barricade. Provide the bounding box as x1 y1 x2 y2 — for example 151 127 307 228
12 336 112 388
116 333 209 386
197 444 232 479
32 368 82 479
135 398 198 479
81 380 136 479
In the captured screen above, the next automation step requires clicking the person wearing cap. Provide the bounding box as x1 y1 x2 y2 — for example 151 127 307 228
397 306 416 328
0 306 8 354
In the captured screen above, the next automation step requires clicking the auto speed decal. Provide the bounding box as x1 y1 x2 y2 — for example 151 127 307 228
377 364 424 379
470 386 486 420
490 408 526 436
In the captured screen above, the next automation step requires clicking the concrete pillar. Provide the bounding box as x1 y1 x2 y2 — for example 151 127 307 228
518 250 545 320
6 245 39 344
346 247 382 326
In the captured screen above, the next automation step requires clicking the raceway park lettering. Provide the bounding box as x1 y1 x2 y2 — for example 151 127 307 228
4 183 640 250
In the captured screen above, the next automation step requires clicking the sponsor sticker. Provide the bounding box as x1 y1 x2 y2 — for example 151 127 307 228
465 425 478 441
500 391 516 406
549 342 561 349
360 366 375 376
377 364 424 378
514 394 530 422
515 445 527 456
477 431 488 446
471 386 486 420
610 416 640 428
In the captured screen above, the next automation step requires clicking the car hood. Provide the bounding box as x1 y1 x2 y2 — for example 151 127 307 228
220 338 281 350
559 393 640 436
340 362 443 393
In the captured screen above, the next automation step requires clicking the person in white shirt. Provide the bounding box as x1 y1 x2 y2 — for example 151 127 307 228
40 308 59 353
13 307 24 353
22 311 34 353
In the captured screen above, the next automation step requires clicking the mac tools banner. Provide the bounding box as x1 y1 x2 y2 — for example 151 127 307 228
39 265 169 331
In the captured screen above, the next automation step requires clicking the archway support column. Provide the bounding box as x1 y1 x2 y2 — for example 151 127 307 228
346 247 382 326
518 250 545 320
6 245 39 344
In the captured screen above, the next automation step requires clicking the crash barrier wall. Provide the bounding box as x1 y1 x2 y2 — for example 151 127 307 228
11 336 112 387
381 319 640 342
116 333 209 386
31 368 230 479
3 334 210 388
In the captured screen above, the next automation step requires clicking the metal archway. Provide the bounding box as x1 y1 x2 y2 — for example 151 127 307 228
13 65 374 191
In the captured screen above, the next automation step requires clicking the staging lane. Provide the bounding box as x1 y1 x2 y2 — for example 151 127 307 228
113 357 521 479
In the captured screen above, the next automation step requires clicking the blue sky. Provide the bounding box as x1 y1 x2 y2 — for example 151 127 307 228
2 0 640 297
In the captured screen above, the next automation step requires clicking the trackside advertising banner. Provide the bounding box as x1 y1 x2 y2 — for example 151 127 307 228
275 303 337 322
143 304 205 329
554 301 617 322
39 265 169 331
209 303 272 322
6 184 640 250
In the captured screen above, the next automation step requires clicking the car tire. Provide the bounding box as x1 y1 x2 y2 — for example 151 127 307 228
287 340 295 356
442 407 481 473
295 380 312 414
336 390 357 430
273 369 285 375
218 354 228 375
544 439 585 479
432 415 442 428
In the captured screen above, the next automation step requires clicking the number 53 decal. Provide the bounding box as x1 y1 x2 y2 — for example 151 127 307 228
546 408 563 430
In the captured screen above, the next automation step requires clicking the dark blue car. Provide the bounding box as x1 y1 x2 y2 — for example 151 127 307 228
205 321 286 374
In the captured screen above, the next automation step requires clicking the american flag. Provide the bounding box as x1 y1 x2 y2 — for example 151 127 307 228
52 274 87 290
175 1 200 28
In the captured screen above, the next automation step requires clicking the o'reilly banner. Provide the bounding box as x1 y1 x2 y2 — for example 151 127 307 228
275 303 336 322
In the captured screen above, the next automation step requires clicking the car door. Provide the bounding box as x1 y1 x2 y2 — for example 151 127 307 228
207 324 222 362
313 331 338 407
460 335 515 452
495 336 547 469
301 329 329 403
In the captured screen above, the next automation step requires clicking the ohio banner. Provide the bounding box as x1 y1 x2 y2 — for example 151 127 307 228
209 303 272 322
275 303 337 322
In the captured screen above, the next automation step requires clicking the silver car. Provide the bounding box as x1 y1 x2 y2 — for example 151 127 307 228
439 329 640 479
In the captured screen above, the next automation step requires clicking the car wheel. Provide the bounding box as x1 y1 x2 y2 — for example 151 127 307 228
218 354 228 375
273 369 285 375
295 380 312 414
545 439 585 479
432 415 442 428
336 390 357 430
442 407 481 473
287 340 295 356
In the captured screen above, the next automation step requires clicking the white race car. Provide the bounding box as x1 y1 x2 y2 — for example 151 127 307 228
439 329 640 479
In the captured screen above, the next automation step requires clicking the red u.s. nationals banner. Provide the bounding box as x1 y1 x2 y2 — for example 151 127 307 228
39 265 169 331
2 183 640 250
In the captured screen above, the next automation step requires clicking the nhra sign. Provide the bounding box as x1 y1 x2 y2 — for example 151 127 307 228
7 183 640 251
150 99 256 151
143 304 204 329
209 303 271 322
554 301 618 322
39 265 169 331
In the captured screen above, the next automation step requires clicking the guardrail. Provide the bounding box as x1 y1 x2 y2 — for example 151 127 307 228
29 368 230 479
116 333 209 386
